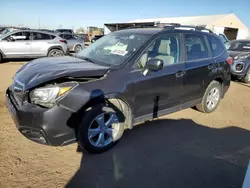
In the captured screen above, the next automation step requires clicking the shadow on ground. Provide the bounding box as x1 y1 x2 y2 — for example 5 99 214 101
66 118 250 188
0 58 33 64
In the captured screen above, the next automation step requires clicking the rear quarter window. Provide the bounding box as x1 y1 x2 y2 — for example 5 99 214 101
208 36 225 57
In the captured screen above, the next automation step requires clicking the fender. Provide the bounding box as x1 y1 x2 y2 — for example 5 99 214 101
73 43 83 50
47 46 64 55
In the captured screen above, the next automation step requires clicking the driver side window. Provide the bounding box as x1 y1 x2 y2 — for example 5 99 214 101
136 34 181 69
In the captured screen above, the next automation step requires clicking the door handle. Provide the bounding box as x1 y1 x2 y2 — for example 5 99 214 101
25 42 31 45
208 64 214 70
175 70 185 78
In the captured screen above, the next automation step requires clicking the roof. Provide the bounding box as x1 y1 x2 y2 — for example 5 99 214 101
129 14 234 26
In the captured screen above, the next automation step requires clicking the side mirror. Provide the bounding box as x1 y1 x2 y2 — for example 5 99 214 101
143 58 163 76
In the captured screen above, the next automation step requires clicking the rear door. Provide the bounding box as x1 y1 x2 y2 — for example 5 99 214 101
1 31 32 57
30 32 55 56
182 33 214 105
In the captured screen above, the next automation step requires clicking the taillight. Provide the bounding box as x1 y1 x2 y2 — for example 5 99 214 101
60 39 67 44
226 57 233 65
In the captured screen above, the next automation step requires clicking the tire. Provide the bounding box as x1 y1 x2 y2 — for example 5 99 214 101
47 49 64 57
74 45 82 53
0 53 2 63
78 104 125 154
196 80 222 113
241 68 250 83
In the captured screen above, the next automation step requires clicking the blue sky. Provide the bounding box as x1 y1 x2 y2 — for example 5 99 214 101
1 0 250 29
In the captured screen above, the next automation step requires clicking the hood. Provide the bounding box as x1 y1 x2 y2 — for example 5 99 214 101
228 50 250 59
14 56 110 89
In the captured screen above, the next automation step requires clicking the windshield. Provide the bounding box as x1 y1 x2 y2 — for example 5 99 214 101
76 31 150 66
228 41 250 51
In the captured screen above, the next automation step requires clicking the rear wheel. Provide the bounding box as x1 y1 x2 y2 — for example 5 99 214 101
196 80 222 113
74 45 82 53
48 49 64 57
0 53 2 63
242 68 250 83
78 104 125 154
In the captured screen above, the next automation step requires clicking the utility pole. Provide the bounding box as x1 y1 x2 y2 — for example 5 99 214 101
38 17 40 29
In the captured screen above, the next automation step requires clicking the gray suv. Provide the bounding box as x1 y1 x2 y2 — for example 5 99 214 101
0 30 69 62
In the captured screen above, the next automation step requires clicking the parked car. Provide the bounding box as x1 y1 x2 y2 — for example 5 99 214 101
6 24 231 154
0 27 19 36
0 27 7 33
75 33 90 43
0 29 69 61
91 35 104 43
59 33 85 53
55 29 74 34
228 39 250 83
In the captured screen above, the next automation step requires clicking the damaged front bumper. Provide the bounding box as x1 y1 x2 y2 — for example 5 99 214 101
5 88 77 146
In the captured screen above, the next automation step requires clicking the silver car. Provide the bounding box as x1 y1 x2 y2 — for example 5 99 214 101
0 29 69 62
59 33 85 53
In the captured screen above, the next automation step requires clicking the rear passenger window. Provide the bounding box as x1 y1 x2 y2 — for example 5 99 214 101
208 36 225 57
33 33 51 40
185 34 210 61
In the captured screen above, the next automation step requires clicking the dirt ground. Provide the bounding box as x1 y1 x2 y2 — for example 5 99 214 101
0 62 250 188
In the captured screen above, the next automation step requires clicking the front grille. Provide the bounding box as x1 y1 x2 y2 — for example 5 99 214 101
235 63 244 72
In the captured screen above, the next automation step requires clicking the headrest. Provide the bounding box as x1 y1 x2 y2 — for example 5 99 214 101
158 40 171 55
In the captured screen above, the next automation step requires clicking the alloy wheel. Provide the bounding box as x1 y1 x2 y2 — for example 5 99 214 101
88 112 120 147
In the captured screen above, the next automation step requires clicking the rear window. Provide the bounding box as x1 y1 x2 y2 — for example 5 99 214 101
208 36 225 57
33 32 52 40
185 34 210 61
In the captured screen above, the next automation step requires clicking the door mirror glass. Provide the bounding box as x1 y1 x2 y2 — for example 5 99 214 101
143 58 163 76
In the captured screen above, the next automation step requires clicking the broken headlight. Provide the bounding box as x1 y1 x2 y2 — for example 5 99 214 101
30 83 77 107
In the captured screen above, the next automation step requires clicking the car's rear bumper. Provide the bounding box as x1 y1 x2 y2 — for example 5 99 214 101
5 88 77 146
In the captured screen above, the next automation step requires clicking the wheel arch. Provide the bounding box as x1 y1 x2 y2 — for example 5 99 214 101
213 76 225 98
47 46 64 55
82 94 133 130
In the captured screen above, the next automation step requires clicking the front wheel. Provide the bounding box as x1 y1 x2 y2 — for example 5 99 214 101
196 80 222 113
78 104 125 154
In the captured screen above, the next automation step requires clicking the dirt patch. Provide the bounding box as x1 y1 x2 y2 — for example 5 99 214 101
0 92 6 110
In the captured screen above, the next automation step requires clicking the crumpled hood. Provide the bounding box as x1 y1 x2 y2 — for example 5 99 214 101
228 50 250 59
14 56 110 89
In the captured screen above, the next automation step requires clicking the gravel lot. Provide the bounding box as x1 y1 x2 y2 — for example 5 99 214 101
0 62 250 188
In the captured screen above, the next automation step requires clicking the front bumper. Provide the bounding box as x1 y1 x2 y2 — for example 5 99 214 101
5 89 77 146
230 60 249 78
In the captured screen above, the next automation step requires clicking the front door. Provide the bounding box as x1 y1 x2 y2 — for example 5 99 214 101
1 31 32 57
130 33 185 119
182 33 214 104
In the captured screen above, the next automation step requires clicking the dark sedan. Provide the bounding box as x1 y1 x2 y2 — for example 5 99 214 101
228 39 250 83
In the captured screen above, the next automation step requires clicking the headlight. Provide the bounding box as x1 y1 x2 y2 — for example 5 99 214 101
30 83 77 107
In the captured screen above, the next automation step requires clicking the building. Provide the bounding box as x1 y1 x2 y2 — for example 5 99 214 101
104 14 249 40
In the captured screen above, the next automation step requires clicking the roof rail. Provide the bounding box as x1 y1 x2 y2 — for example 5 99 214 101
122 22 214 33
156 23 214 33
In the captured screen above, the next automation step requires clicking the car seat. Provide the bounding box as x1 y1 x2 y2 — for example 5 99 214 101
155 40 174 66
